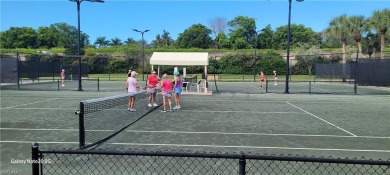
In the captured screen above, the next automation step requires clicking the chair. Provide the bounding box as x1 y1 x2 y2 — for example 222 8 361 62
187 77 198 92
197 80 205 93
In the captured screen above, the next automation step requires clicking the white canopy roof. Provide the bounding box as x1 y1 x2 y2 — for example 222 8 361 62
150 52 209 66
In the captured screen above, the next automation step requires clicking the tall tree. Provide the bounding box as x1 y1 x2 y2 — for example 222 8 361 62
94 37 110 48
258 25 274 49
274 24 321 50
161 30 173 46
209 17 227 48
37 26 60 48
110 37 122 46
151 30 174 48
124 37 137 45
348 15 366 58
368 9 390 59
151 34 163 48
325 14 350 81
325 14 350 63
364 31 380 58
209 17 227 35
214 33 230 49
0 27 38 48
176 24 213 49
295 43 322 75
227 16 256 49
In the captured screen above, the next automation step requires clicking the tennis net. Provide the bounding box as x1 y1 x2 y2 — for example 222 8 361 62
78 90 161 149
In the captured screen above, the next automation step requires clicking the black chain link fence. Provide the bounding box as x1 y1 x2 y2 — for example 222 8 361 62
32 143 390 175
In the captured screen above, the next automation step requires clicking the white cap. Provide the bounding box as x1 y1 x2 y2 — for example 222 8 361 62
131 71 138 76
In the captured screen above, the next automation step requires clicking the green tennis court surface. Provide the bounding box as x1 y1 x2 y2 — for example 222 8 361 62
1 81 389 174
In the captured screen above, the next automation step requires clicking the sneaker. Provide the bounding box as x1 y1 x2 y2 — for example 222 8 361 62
161 110 166 113
274 83 278 86
128 108 131 111
177 106 181 109
130 109 136 112
62 84 65 87
148 104 152 107
152 103 158 107
173 106 178 110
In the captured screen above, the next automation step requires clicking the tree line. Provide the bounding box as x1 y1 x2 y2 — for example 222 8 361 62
1 9 389 59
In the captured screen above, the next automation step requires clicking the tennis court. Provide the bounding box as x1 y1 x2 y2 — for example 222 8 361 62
1 81 389 174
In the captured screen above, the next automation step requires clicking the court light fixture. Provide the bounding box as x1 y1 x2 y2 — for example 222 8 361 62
285 0 303 93
132 29 150 81
69 0 104 91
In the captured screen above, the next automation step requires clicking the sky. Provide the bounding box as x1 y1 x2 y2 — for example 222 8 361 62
1 0 389 44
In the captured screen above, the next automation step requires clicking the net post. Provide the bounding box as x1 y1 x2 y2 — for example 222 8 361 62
57 79 60 91
309 81 312 94
354 56 359 95
52 61 55 82
79 102 86 149
238 153 246 175
31 142 39 175
98 78 100 91
17 52 20 90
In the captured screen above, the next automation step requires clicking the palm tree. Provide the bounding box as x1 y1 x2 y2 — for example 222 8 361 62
368 9 390 59
366 32 380 58
325 14 350 63
124 37 137 45
151 34 163 48
348 15 366 58
161 30 172 46
94 36 110 48
325 14 350 81
110 37 122 46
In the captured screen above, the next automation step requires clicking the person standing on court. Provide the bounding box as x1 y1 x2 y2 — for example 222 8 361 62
147 70 159 107
160 74 173 112
61 69 66 87
126 71 140 112
273 70 278 86
259 71 265 88
173 71 182 110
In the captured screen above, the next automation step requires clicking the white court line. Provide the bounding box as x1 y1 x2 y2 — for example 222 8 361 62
125 130 390 139
108 143 390 153
286 102 357 137
1 128 388 139
1 98 58 109
1 141 389 153
0 141 79 144
249 84 261 90
0 128 114 132
180 110 298 114
1 108 69 110
184 99 389 104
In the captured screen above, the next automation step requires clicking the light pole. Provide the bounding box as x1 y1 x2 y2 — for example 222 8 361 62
69 0 104 91
285 0 303 93
132 29 150 81
253 30 261 82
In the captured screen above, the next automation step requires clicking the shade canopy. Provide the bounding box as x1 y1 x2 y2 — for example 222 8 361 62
150 52 209 66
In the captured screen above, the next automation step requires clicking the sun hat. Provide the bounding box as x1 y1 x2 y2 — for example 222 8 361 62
152 71 156 74
131 71 138 76
173 71 180 75
162 74 168 78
